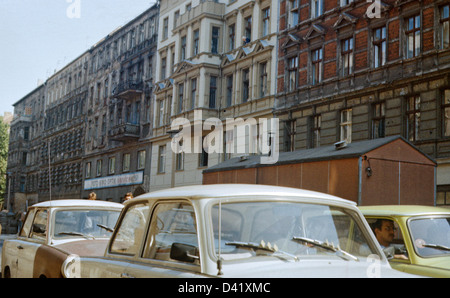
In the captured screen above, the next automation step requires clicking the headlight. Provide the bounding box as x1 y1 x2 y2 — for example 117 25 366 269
61 254 81 278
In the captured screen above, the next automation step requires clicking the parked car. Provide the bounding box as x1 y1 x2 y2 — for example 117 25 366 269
2 199 123 278
62 184 416 278
360 205 450 277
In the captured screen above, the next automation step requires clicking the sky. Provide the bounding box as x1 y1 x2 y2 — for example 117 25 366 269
0 0 157 115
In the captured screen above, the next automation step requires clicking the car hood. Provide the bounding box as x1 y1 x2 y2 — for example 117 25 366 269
417 256 450 271
54 239 109 257
218 258 419 278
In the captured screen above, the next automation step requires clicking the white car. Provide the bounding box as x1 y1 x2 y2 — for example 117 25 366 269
2 199 123 278
63 184 417 278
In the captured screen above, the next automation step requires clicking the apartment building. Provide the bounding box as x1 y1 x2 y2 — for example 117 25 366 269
276 0 450 206
152 0 279 190
6 3 159 210
82 5 159 201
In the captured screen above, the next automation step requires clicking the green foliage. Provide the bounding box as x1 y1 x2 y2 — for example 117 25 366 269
0 117 9 204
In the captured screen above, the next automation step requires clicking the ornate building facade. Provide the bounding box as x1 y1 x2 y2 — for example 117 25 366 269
276 0 450 206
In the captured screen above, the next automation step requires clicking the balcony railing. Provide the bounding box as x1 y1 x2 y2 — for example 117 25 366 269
113 80 144 100
109 122 140 141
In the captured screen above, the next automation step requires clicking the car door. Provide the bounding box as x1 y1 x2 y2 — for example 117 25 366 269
16 208 48 277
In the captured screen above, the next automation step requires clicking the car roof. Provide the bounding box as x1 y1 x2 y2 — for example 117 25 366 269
31 199 123 209
359 205 450 217
131 184 356 206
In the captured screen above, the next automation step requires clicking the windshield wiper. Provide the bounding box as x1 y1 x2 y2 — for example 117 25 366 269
292 236 359 262
225 241 299 262
97 224 114 233
56 232 95 240
422 243 450 252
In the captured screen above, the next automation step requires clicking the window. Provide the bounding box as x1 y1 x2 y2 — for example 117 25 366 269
406 96 421 141
310 114 321 148
242 69 250 103
110 203 151 256
289 0 299 27
85 162 91 178
96 159 102 177
209 76 217 108
311 0 323 18
373 27 387 68
341 37 354 76
143 202 198 262
193 29 199 56
30 209 47 241
181 35 187 60
287 56 298 91
406 15 421 58
340 109 352 143
440 5 450 49
158 99 165 127
158 145 166 173
199 137 208 167
161 57 167 80
372 102 386 139
138 150 146 170
260 62 268 97
311 48 323 85
228 24 235 51
284 120 296 152
178 83 184 114
226 75 233 107
211 26 220 54
163 17 169 39
443 90 450 137
262 7 270 37
191 78 197 110
244 16 252 44
176 152 184 171
123 153 131 172
108 157 116 175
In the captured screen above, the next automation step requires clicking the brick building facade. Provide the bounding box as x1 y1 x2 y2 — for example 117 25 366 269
276 0 450 206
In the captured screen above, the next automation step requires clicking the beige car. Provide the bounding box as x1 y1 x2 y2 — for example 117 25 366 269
63 185 417 278
2 200 123 278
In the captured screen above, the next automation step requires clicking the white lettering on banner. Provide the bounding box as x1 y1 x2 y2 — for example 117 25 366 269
84 172 143 190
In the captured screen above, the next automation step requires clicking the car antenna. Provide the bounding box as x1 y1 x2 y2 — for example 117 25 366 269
217 199 223 276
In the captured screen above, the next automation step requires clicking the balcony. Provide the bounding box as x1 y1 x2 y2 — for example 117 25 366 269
113 80 143 101
109 123 140 141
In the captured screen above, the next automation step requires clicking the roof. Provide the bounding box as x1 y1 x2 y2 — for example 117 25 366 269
359 205 450 217
31 199 123 209
204 135 435 173
132 184 355 206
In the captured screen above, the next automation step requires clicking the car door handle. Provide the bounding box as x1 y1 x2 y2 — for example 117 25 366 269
17 245 24 250
120 273 135 278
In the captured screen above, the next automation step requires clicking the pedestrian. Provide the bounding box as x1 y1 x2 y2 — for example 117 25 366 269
123 192 133 203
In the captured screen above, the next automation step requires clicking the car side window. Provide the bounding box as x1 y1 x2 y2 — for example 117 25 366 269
110 203 150 256
30 209 48 241
19 209 36 238
143 202 199 264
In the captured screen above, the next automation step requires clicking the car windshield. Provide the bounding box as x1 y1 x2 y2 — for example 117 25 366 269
53 209 120 240
408 216 450 257
212 201 378 261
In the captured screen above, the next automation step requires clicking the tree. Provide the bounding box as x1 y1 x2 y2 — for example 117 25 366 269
0 116 9 206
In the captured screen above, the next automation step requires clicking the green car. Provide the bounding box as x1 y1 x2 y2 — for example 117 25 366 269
360 205 450 278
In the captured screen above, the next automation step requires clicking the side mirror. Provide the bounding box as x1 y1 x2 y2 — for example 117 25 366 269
383 246 395 260
170 243 199 263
